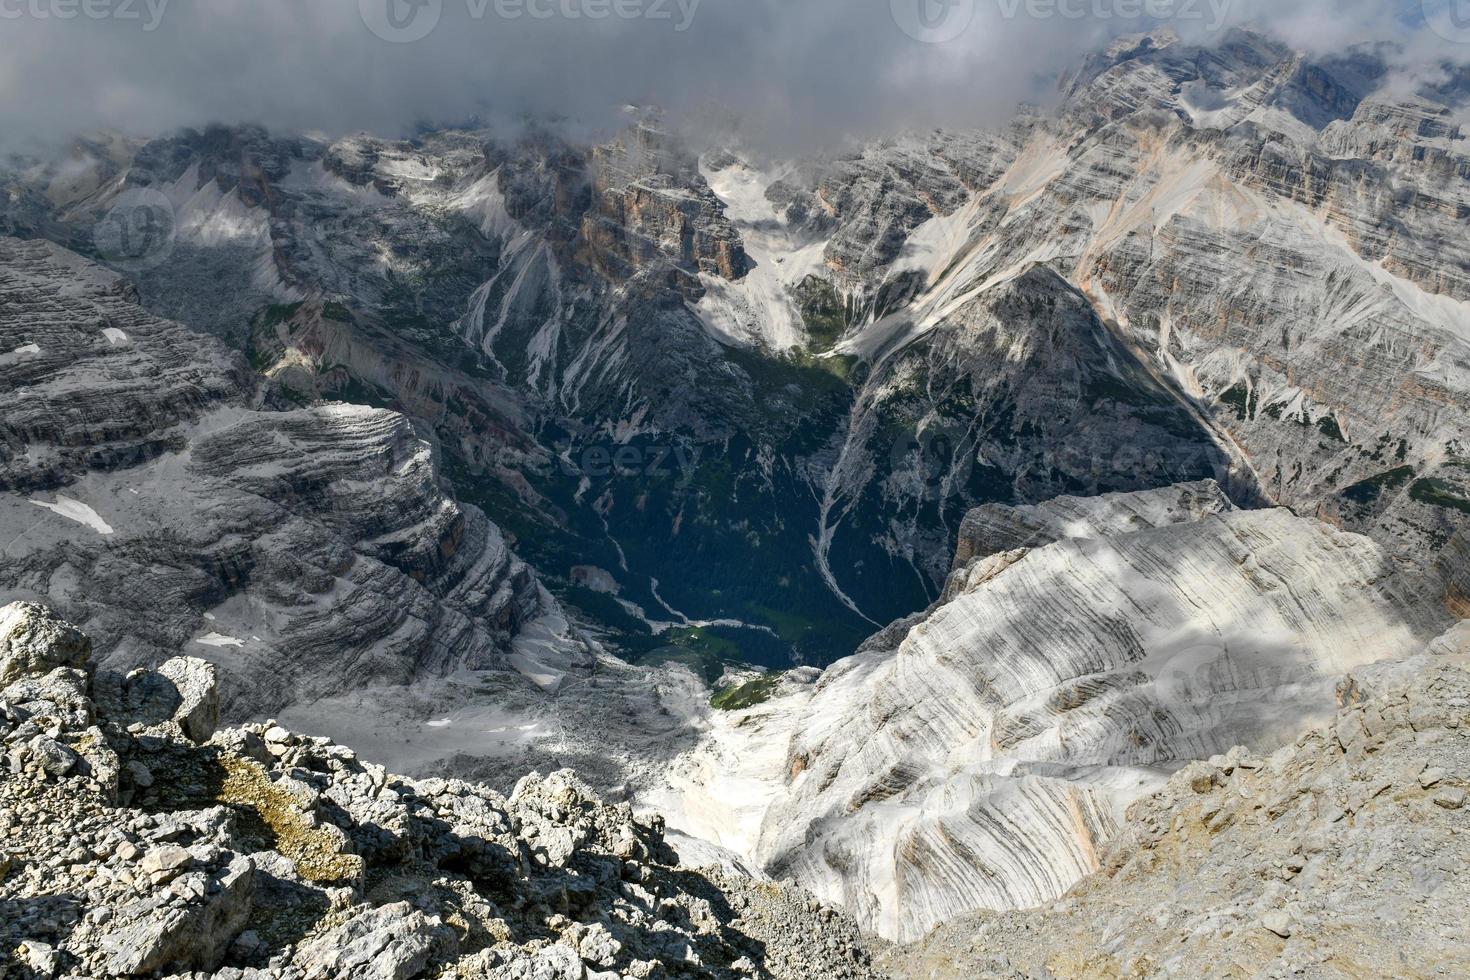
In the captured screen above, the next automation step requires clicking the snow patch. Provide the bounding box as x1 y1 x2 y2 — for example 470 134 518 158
194 632 246 648
695 156 829 351
505 599 592 694
29 496 113 535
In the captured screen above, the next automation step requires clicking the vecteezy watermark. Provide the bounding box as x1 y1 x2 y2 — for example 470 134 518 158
359 0 441 42
93 188 176 273
558 442 699 483
359 0 701 43
1424 0 1470 45
888 422 975 492
1007 0 1232 30
891 0 976 43
893 0 1231 43
0 0 169 30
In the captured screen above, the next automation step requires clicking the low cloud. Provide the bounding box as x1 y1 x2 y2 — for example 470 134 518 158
0 0 1464 154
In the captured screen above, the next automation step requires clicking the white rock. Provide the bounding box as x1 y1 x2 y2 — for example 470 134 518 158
157 657 220 742
0 602 91 688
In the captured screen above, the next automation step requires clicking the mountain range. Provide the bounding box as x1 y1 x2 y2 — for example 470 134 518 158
2 24 1470 977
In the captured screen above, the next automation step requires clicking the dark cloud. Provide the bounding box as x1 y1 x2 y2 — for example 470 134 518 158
0 0 1463 153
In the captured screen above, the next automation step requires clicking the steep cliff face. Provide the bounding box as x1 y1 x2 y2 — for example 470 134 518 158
7 29 1465 667
583 117 751 287
653 483 1457 941
0 238 571 719
806 266 1246 617
742 29 1470 566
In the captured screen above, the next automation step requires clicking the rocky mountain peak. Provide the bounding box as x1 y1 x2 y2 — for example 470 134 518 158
582 119 751 288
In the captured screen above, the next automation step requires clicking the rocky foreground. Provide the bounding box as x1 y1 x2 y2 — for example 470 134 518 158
4 596 1470 978
0 602 880 979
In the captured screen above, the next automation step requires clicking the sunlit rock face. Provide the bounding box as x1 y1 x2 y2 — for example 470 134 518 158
583 117 751 286
748 28 1470 566
0 238 570 717
656 483 1456 941
881 649 1470 979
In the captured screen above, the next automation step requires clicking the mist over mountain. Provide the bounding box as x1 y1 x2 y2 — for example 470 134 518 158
2 0 1466 153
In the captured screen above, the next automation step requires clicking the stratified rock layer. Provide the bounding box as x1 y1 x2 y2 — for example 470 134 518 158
883 650 1470 979
0 238 569 717
657 484 1457 942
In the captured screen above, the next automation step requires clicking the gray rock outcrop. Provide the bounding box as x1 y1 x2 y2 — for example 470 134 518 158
0 602 882 979
0 601 91 687
0 238 578 720
884 651 1470 978
155 658 220 743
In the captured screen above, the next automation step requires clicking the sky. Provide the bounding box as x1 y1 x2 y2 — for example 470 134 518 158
0 0 1465 153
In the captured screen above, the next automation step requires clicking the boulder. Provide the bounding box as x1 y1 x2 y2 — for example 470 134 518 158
0 602 91 687
157 657 220 742
27 734 78 778
100 853 255 975
294 902 457 980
